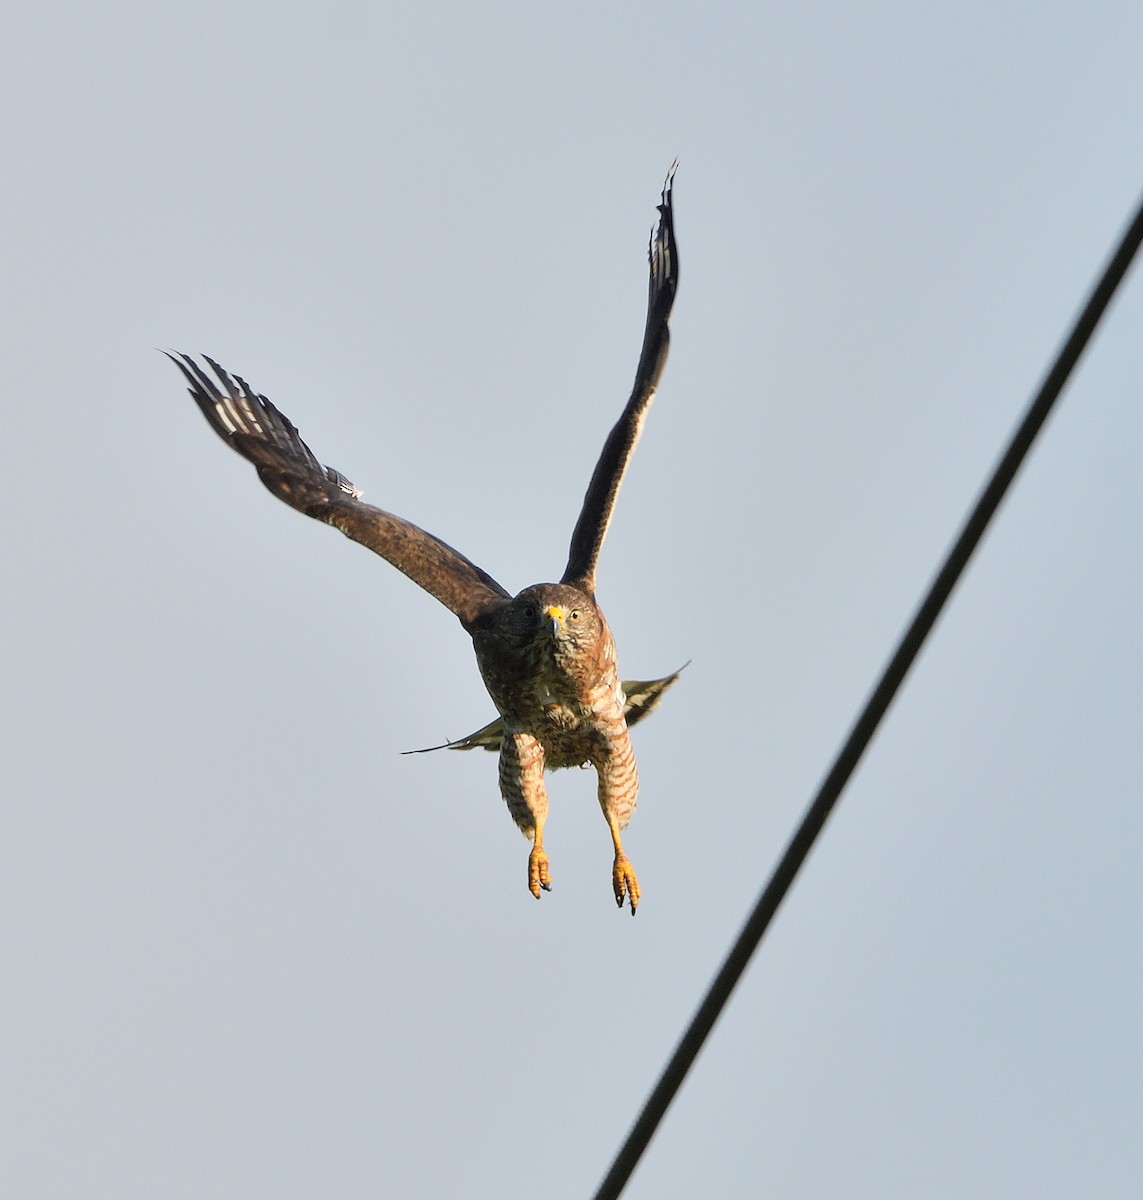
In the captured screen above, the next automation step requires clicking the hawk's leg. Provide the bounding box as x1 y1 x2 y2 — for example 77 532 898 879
594 728 641 914
606 813 640 914
499 730 552 900
529 822 552 898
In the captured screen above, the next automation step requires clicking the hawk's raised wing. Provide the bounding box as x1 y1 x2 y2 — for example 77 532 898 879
168 353 511 628
562 163 679 595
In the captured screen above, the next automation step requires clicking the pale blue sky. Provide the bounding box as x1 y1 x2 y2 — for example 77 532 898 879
4 3 1142 1196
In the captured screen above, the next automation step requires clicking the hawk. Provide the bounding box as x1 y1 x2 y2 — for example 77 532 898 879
170 166 680 912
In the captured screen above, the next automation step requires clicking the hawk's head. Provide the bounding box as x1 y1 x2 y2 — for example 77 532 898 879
508 582 604 656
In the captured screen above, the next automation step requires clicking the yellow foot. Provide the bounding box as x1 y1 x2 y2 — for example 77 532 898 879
612 854 640 914
528 846 552 899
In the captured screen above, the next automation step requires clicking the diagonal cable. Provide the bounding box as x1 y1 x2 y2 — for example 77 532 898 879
593 189 1143 1200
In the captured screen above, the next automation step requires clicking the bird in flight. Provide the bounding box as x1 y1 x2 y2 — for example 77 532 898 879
169 165 680 913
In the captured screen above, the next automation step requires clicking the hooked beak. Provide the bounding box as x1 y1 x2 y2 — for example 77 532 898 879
544 604 566 639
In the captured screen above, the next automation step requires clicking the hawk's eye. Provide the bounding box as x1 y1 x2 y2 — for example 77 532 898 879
569 609 581 620
522 604 537 620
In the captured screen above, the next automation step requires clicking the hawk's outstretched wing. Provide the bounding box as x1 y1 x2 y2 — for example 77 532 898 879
562 163 679 595
168 353 511 628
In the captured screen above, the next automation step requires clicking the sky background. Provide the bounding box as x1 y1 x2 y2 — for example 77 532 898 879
4 3 1142 1197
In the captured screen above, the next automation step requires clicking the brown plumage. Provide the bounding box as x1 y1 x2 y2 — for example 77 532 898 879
169 165 679 912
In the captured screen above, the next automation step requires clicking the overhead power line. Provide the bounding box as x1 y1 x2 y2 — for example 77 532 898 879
593 189 1143 1200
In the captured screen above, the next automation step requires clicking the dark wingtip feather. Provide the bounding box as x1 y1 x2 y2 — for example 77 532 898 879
648 161 679 306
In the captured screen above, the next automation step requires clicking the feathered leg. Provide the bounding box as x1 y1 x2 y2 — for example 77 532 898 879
499 730 552 898
594 726 641 914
